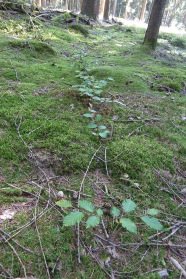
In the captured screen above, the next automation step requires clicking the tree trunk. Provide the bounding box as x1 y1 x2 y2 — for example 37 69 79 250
139 0 147 21
143 0 167 49
81 0 100 19
99 0 105 18
103 0 110 20
123 0 131 20
36 0 41 6
41 0 46 6
112 0 117 17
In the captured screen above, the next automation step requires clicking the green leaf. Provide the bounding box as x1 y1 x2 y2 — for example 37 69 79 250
99 130 110 138
78 200 95 213
56 200 72 208
111 207 120 217
141 216 163 230
86 216 100 228
97 208 103 216
87 123 97 129
83 114 94 118
95 115 102 121
93 97 101 101
63 211 84 226
120 218 137 234
122 199 136 213
98 125 106 130
95 90 102 95
147 209 159 216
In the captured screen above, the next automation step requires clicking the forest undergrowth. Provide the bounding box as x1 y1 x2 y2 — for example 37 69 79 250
0 8 186 279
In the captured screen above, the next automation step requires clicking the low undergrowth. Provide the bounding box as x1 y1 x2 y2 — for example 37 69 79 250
0 9 185 279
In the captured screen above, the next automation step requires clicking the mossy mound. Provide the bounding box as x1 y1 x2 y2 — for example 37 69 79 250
108 136 174 183
9 39 55 55
68 24 89 37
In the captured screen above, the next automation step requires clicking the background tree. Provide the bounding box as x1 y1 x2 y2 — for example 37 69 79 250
81 0 100 19
103 0 110 20
99 0 106 18
139 0 147 21
123 0 132 20
143 0 167 49
112 0 118 17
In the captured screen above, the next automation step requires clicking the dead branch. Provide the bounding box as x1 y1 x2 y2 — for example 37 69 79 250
0 234 27 278
170 257 186 278
0 228 34 254
0 262 13 278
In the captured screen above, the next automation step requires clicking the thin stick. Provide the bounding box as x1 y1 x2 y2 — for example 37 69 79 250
0 228 34 254
35 220 51 279
101 218 109 239
162 225 182 241
170 120 186 136
0 262 13 278
170 257 186 278
77 146 102 263
105 147 109 176
78 145 101 200
1 234 27 278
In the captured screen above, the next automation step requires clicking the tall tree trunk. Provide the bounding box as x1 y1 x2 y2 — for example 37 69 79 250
112 0 117 17
103 0 110 20
81 0 100 19
143 0 167 49
41 0 46 6
123 0 131 20
139 0 147 21
36 0 41 6
99 0 105 18
136 0 142 19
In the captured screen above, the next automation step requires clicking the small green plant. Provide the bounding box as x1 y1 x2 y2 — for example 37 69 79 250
56 199 163 233
73 52 125 138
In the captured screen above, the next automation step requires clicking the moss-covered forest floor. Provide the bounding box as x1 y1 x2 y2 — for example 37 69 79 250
0 8 186 279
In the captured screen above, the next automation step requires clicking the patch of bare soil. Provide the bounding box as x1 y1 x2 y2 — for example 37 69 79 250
0 200 35 225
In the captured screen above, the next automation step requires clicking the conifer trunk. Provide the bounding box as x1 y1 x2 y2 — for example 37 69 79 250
103 0 110 20
81 0 100 19
143 0 167 49
139 0 147 21
112 0 117 17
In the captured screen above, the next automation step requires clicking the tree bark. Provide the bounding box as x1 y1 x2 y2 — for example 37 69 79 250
123 0 131 20
112 0 117 17
139 0 147 21
100 0 106 17
81 0 100 19
143 0 167 49
36 0 41 6
41 0 46 7
103 0 110 20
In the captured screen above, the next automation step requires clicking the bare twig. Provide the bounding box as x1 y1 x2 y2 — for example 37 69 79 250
170 120 186 136
0 262 13 278
101 218 109 239
0 228 34 254
9 58 18 81
170 257 186 278
77 146 102 264
104 147 109 176
1 234 27 278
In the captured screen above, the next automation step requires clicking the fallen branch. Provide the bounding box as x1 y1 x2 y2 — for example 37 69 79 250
170 257 186 278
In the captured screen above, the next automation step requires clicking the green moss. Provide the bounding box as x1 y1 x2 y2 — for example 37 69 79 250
68 24 89 37
143 38 157 49
9 39 55 55
108 136 174 182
